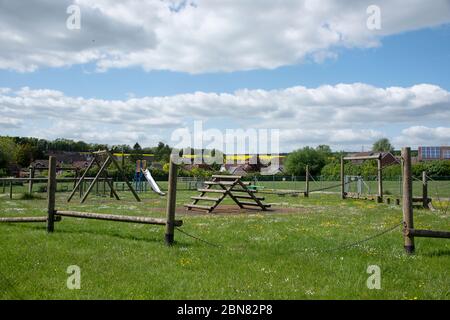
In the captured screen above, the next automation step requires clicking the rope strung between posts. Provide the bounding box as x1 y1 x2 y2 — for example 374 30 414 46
308 180 352 193
313 221 403 253
176 220 404 253
175 227 223 248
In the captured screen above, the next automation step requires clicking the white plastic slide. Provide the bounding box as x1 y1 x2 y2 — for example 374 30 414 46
142 169 166 196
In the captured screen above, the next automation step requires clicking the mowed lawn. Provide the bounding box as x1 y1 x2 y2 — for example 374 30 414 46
0 188 449 300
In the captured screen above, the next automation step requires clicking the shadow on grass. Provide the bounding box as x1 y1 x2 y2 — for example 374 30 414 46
0 222 193 247
422 249 450 257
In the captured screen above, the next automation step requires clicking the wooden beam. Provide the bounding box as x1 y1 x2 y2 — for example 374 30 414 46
343 154 381 161
211 175 242 179
406 228 450 239
56 210 182 226
0 216 61 223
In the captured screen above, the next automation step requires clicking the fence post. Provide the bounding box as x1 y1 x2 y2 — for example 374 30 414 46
28 166 35 194
422 171 428 209
47 156 57 233
9 181 13 199
340 157 345 199
165 157 178 246
402 147 414 254
377 157 383 203
305 165 309 197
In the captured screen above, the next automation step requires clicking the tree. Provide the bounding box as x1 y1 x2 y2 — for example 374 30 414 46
154 142 172 163
130 142 143 163
15 144 37 167
316 145 332 155
372 138 394 153
284 147 327 176
0 137 17 171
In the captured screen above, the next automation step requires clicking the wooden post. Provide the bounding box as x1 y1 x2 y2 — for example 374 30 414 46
2 179 5 193
377 157 383 203
165 157 178 246
305 165 309 197
47 156 57 233
73 169 79 190
9 181 13 199
422 171 428 209
340 157 345 199
402 147 414 254
28 166 35 194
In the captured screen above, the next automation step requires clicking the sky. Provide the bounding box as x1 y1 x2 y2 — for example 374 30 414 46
0 0 449 152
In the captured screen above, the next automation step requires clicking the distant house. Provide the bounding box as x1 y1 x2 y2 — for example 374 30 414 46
47 151 91 165
418 146 450 161
260 165 285 176
219 164 248 176
72 160 90 169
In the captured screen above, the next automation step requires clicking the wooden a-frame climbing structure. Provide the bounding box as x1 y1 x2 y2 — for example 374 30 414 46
185 175 271 213
67 150 141 203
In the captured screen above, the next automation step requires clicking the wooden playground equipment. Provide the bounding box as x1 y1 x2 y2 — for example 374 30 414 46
339 153 435 209
185 175 271 213
340 153 392 203
0 155 182 245
67 150 140 203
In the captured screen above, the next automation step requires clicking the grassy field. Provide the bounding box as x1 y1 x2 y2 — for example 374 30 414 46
0 186 449 300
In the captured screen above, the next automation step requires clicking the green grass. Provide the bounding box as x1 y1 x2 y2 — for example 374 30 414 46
0 188 449 300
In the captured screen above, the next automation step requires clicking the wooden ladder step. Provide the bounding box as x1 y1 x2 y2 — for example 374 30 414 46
234 195 265 201
191 196 221 202
212 175 242 179
229 188 255 193
205 181 236 186
185 204 213 211
197 189 227 194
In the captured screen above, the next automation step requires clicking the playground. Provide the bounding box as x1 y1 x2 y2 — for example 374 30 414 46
0 150 449 299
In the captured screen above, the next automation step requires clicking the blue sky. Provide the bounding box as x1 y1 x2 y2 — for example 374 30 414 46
0 1 450 152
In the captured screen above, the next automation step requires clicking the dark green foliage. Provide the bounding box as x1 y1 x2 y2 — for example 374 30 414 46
285 146 327 176
372 138 394 152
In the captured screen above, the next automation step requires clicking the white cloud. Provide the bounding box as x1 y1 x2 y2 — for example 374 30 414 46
0 83 449 150
394 126 450 147
0 0 449 73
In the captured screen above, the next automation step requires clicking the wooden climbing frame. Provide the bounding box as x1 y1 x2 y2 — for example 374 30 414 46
185 175 271 213
67 150 141 203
